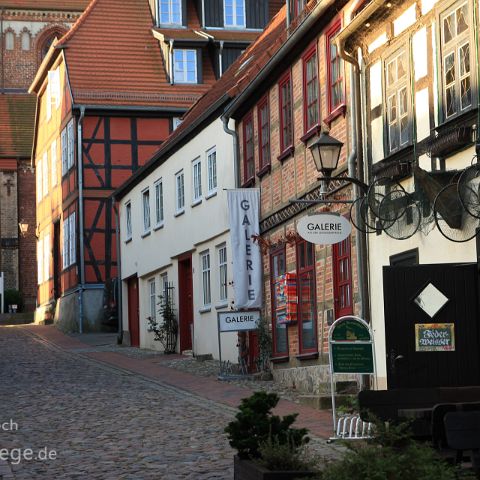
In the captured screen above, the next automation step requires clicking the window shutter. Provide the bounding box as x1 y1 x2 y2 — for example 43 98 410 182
69 213 76 266
67 120 74 169
62 219 68 268
61 129 67 175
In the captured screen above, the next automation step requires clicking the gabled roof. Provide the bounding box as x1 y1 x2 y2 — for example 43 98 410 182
52 0 210 109
0 94 36 159
114 5 287 198
1 1 88 10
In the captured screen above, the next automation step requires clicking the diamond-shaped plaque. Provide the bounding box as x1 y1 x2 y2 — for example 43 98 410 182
413 283 449 318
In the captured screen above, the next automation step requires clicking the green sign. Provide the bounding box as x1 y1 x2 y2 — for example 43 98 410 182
415 323 455 352
331 319 371 341
331 343 374 373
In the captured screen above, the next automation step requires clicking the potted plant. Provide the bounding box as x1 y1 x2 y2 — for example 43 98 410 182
147 292 178 353
225 391 317 480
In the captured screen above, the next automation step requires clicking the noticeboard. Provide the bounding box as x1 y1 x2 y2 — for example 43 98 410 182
415 323 455 352
331 343 374 374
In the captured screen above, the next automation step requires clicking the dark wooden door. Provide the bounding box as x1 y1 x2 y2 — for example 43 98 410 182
178 255 193 351
383 263 480 389
53 221 61 298
127 276 140 347
333 237 353 319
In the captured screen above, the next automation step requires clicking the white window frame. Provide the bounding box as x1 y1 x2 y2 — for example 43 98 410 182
159 0 182 25
62 218 68 269
36 156 43 203
142 188 151 234
160 272 169 299
62 213 76 269
175 170 185 214
69 212 76 267
218 244 228 302
46 82 52 121
125 201 132 241
42 151 48 198
148 278 156 321
173 49 197 84
154 179 164 228
48 68 61 110
43 233 50 282
206 147 217 196
224 0 246 28
192 157 202 204
51 140 57 186
201 250 211 307
61 127 67 176
67 119 74 170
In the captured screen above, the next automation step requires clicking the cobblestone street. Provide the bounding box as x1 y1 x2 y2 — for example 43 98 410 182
0 326 236 479
0 326 340 479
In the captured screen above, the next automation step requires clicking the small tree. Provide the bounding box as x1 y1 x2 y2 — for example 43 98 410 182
256 315 272 372
147 289 178 354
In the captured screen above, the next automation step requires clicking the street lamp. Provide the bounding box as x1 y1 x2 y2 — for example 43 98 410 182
309 131 344 178
18 220 28 237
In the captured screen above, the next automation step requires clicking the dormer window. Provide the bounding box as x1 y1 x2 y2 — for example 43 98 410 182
173 49 197 83
159 0 182 26
224 0 245 28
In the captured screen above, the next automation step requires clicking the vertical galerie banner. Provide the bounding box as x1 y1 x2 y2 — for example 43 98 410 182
227 189 263 308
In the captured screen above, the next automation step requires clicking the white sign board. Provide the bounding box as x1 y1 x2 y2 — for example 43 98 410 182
297 213 351 245
218 310 260 332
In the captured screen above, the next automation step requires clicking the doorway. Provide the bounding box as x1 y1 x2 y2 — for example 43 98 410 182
178 254 193 352
53 221 61 299
127 276 140 347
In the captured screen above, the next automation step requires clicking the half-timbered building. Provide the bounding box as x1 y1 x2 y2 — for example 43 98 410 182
29 0 282 331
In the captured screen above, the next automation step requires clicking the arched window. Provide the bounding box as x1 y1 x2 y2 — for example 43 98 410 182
21 31 31 51
40 35 56 60
5 31 14 51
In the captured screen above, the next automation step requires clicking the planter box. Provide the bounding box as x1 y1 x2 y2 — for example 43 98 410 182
234 455 316 480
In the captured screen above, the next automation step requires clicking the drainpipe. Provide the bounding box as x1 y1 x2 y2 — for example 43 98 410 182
169 40 174 85
218 40 224 77
1 8 4 92
77 106 85 333
285 0 290 28
113 201 123 345
222 115 240 188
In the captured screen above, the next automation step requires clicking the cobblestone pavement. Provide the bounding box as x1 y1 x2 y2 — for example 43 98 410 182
0 327 342 479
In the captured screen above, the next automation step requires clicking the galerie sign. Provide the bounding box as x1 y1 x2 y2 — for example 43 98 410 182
218 310 261 332
297 213 351 245
227 189 262 308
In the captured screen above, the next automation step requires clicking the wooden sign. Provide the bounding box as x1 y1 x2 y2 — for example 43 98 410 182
415 323 455 352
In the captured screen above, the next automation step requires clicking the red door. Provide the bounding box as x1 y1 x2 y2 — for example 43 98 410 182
332 237 354 319
127 276 140 347
178 254 193 351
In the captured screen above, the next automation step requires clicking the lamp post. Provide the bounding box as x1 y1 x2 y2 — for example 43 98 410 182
309 131 344 180
18 220 28 237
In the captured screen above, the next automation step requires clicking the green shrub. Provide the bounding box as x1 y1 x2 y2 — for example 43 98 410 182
320 422 456 480
4 289 23 312
225 391 309 460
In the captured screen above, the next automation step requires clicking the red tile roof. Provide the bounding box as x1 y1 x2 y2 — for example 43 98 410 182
2 1 88 10
152 28 209 42
55 0 210 108
0 94 36 158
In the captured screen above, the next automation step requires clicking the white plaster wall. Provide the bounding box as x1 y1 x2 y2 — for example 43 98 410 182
368 147 477 388
119 118 238 361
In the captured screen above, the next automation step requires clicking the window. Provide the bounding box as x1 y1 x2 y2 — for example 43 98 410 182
61 128 67 175
218 244 228 301
161 272 169 299
257 96 270 169
36 156 42 203
172 117 182 130
62 212 76 269
201 251 211 306
243 113 254 183
67 119 74 169
279 72 293 154
142 188 151 234
303 46 319 133
159 0 182 25
42 151 48 197
333 237 353 319
270 248 288 356
207 147 217 195
148 278 156 321
385 49 409 152
43 233 50 282
154 179 164 227
51 140 57 186
192 157 202 203
296 240 317 353
173 49 197 84
326 21 344 113
48 68 61 110
21 31 30 51
37 238 43 285
5 31 14 51
440 1 472 120
125 202 132 241
224 0 245 27
175 170 185 213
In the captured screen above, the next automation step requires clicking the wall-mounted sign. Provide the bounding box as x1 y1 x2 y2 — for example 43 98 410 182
218 310 260 332
415 323 455 352
331 319 371 341
296 213 351 245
